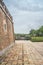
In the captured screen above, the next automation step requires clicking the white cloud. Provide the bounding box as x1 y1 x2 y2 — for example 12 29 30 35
14 10 43 33
4 0 43 33
4 0 43 11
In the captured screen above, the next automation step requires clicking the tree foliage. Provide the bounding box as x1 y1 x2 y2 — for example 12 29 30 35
29 26 43 37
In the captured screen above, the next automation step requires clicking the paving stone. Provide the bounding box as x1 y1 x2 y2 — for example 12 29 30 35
6 63 12 65
0 62 7 65
0 41 43 65
11 61 17 65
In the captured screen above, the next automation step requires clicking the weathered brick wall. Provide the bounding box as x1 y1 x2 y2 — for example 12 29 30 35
6 17 14 44
0 4 15 51
0 8 10 50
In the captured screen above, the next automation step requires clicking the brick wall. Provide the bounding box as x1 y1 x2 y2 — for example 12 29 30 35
0 4 15 51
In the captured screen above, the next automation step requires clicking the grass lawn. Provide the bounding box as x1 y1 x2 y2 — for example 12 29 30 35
31 37 43 42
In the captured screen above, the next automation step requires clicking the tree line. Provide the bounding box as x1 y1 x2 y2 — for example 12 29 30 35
29 26 43 37
15 26 43 40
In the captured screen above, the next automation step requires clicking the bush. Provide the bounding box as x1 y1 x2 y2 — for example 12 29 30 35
31 37 43 42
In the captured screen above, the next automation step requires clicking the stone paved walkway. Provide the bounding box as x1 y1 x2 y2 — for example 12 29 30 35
0 40 43 65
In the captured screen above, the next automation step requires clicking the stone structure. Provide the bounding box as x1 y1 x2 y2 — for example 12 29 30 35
0 0 15 51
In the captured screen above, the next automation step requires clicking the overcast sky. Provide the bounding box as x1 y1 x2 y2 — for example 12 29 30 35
4 0 43 34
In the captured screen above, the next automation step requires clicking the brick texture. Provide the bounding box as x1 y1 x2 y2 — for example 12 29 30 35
0 1 15 51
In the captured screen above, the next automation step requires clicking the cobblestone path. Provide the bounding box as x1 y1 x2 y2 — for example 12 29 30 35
0 40 43 65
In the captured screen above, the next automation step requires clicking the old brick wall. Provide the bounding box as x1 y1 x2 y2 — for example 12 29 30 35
6 17 14 44
0 6 14 51
0 8 10 50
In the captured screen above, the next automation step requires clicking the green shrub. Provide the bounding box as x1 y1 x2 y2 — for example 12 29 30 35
31 37 43 42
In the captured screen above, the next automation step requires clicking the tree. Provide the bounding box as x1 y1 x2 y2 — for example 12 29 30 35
29 26 43 37
29 29 36 37
38 26 43 36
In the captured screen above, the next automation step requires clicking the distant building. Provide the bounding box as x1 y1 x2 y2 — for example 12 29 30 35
0 0 15 51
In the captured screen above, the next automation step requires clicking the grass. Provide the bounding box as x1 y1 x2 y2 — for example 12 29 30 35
31 37 43 42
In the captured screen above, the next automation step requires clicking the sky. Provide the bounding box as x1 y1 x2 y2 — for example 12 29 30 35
4 0 43 34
